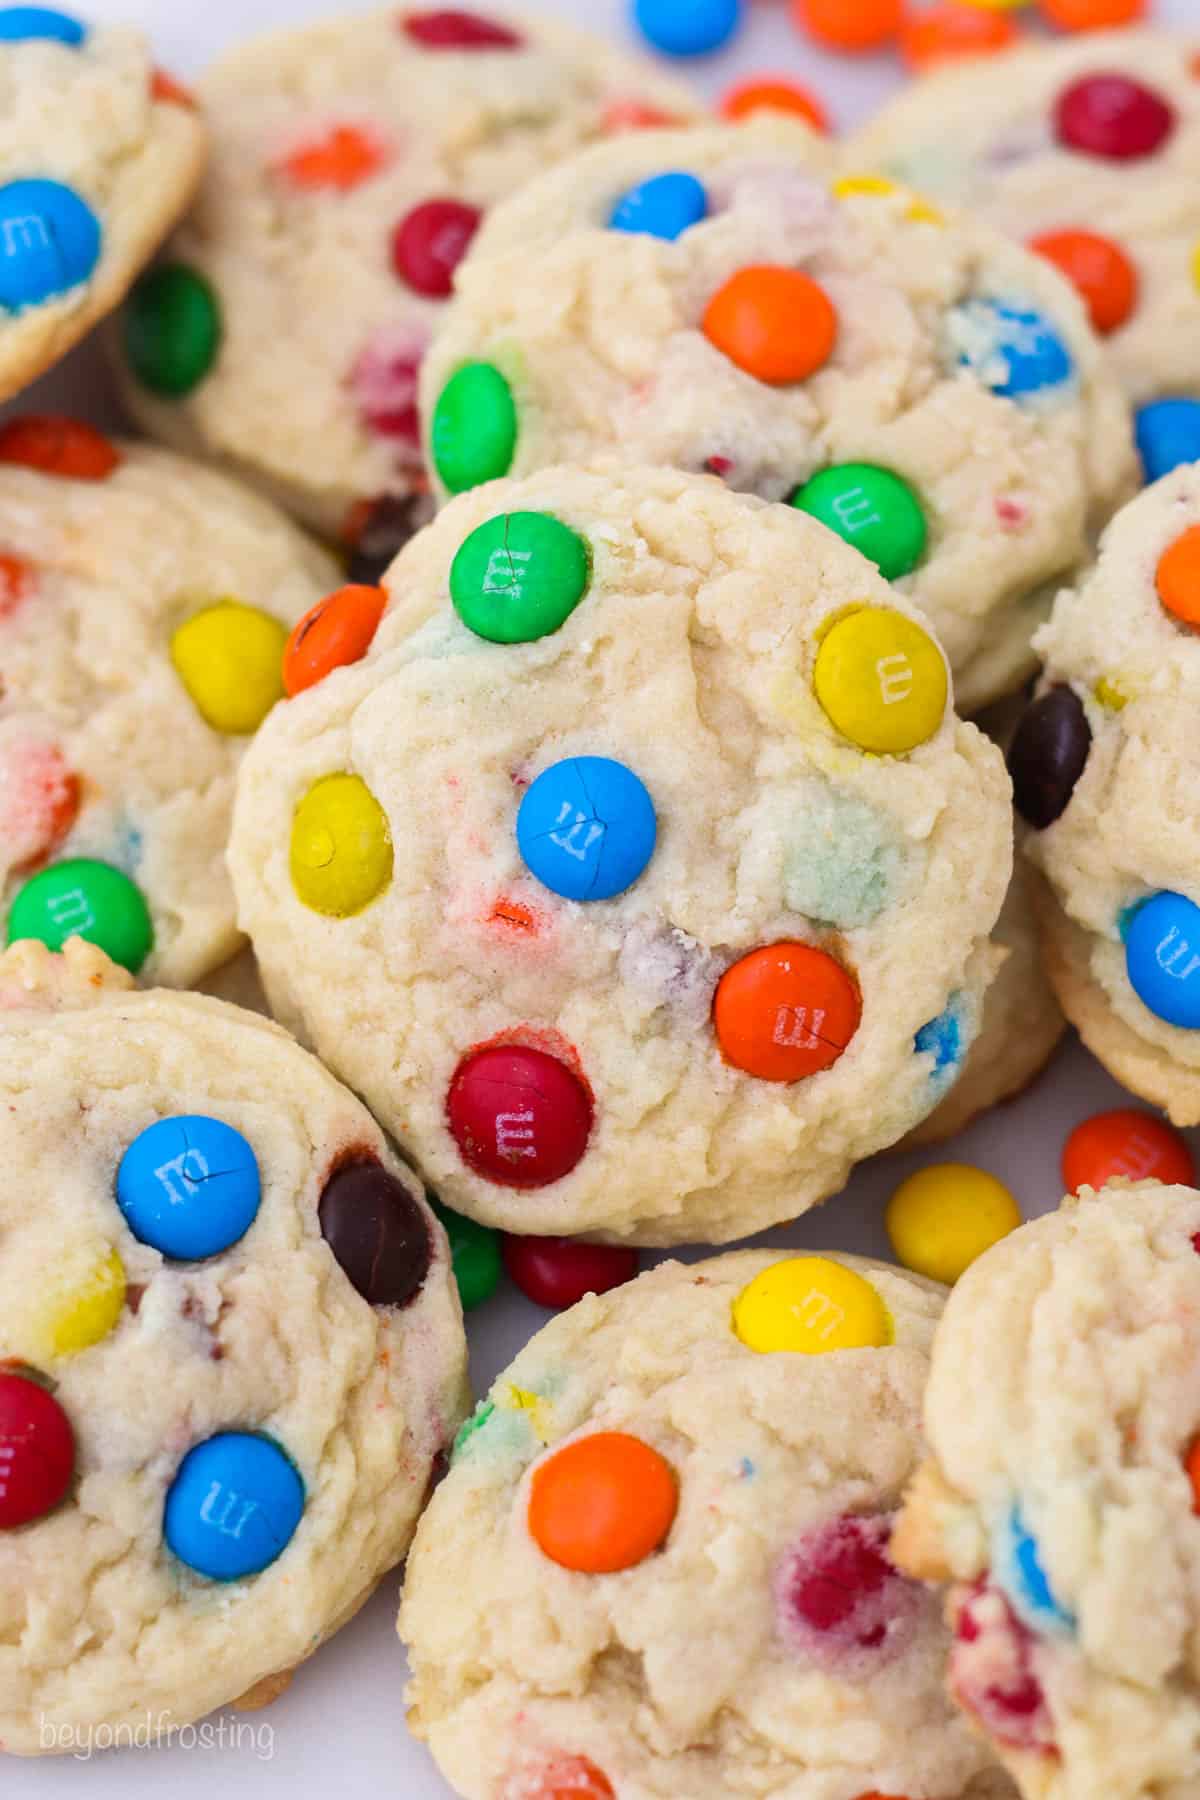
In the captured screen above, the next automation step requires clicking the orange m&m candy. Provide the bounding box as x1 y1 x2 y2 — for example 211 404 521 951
720 77 829 133
279 125 389 192
0 416 119 481
283 584 387 696
713 942 861 1083
1186 1440 1200 1514
901 4 1018 70
528 1431 677 1574
702 267 837 387
1062 1108 1195 1194
1029 230 1138 336
792 0 902 52
0 553 34 618
528 1758 616 1800
1038 0 1144 28
151 67 197 108
1156 526 1200 630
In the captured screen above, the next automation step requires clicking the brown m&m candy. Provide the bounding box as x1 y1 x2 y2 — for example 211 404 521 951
345 494 423 586
1008 686 1092 830
318 1159 432 1307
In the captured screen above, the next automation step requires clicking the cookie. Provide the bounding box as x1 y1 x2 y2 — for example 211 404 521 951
0 421 339 988
109 6 702 539
0 939 468 1754
1012 463 1200 1125
852 33 1200 443
228 462 1013 1245
400 1250 1012 1800
891 1179 1200 1800
420 120 1136 711
0 7 205 402
901 860 1065 1148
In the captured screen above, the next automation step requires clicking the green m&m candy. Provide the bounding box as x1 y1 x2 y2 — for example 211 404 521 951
123 264 221 397
432 362 517 494
430 1199 501 1311
450 511 591 644
790 463 928 582
7 858 153 972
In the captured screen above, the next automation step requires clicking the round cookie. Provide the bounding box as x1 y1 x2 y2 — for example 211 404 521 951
420 121 1136 711
400 1249 1011 1800
0 422 339 987
901 860 1065 1148
852 32 1200 448
0 938 467 1754
1012 463 1200 1125
891 1180 1200 1800
109 5 702 540
0 7 206 402
228 462 1013 1245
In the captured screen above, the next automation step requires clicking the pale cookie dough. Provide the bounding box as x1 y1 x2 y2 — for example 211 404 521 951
892 1180 1200 1800
1014 464 1200 1124
110 5 701 540
902 862 1065 1149
229 463 1012 1244
421 122 1136 711
0 940 468 1755
401 1250 1012 1800
852 31 1200 410
0 428 339 987
0 11 205 402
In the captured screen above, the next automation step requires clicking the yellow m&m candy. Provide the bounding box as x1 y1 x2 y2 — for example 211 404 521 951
732 1256 892 1355
290 773 393 917
171 600 287 735
46 1248 126 1356
814 605 947 755
886 1163 1021 1285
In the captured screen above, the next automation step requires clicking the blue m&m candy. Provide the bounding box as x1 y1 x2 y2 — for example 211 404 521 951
1124 891 1200 1029
517 756 656 902
631 0 742 58
997 1507 1075 1636
1135 400 1200 485
0 7 85 43
957 300 1073 400
116 1115 261 1260
915 998 966 1079
164 1432 304 1581
0 4 83 41
0 178 100 312
609 172 708 243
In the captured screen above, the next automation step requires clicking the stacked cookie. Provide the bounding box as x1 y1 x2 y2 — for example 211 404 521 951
3 5 1200 1799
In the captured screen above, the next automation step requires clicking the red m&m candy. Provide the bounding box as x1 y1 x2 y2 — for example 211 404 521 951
1055 74 1175 161
1062 1109 1195 1193
447 1044 593 1188
0 415 119 481
501 1235 638 1310
0 1368 75 1529
392 199 481 297
400 9 523 48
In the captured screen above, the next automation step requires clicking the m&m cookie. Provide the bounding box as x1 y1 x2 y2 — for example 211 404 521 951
0 940 467 1752
229 463 1012 1243
401 1251 1009 1800
0 426 338 986
854 31 1200 470
892 1180 1200 1800
1012 463 1200 1125
420 120 1135 711
110 6 701 538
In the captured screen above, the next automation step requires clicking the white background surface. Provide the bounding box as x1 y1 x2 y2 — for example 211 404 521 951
13 0 1200 1792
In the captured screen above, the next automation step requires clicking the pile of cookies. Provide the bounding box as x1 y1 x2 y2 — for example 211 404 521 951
2 5 1200 1798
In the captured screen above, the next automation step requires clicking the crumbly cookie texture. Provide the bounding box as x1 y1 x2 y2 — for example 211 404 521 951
0 942 467 1754
901 861 1064 1148
0 22 205 402
0 436 338 987
891 1180 1200 1800
421 122 1135 711
852 30 1200 408
1020 464 1200 1123
229 462 1012 1245
401 1250 1012 1800
110 6 701 539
